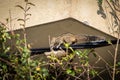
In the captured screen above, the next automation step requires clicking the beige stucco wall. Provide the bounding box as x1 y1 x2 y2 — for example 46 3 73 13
0 0 118 37
0 0 70 30
71 0 109 35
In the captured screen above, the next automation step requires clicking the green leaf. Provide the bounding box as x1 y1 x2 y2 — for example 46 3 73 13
26 13 31 16
16 40 22 45
20 24 25 27
4 47 10 53
83 49 91 55
117 62 120 66
69 47 74 53
92 52 97 57
16 5 25 11
15 34 20 38
6 18 9 23
66 69 72 74
30 61 38 67
27 2 35 6
52 76 56 80
62 56 68 61
64 43 70 48
17 19 25 22
76 69 82 73
75 50 82 56
106 39 112 44
110 0 113 2
41 68 49 77
66 69 75 76
98 0 103 5
90 70 98 77
25 0 28 2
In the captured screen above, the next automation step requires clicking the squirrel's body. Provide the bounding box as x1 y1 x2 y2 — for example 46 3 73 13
50 33 77 50
50 33 105 50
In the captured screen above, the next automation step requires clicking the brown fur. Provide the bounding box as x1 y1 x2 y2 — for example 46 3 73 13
50 33 105 50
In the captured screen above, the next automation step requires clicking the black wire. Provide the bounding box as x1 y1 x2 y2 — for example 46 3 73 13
30 39 119 54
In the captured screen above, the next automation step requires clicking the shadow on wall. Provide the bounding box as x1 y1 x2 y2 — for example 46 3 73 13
14 18 116 48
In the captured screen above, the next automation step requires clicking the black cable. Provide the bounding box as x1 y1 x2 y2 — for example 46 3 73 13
30 39 119 54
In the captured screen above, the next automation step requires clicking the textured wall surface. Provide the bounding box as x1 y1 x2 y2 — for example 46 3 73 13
0 0 70 30
0 0 118 37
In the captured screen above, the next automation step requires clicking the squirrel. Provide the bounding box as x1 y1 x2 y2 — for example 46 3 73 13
50 33 105 50
50 33 77 50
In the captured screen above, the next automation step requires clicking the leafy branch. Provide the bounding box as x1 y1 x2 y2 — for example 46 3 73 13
97 0 120 80
16 0 35 48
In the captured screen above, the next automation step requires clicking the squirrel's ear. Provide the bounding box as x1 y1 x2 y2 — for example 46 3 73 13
52 37 56 40
72 39 77 44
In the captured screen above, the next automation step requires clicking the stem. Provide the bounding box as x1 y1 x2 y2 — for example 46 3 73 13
23 2 28 48
104 1 120 79
23 2 31 80
112 32 120 80
87 65 90 80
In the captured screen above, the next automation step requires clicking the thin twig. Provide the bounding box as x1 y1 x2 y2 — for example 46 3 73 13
112 32 120 80
106 65 112 79
0 57 15 68
95 52 112 69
